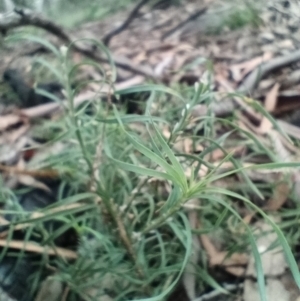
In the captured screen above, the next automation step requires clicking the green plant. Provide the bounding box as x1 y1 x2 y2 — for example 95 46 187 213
224 5 261 30
206 1 262 35
2 34 300 301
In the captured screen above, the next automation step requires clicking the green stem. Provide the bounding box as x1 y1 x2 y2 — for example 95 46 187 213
142 205 181 234
62 57 93 173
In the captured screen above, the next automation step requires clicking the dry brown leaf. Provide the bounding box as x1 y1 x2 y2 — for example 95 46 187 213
230 52 273 82
0 124 30 145
115 76 145 90
133 51 147 63
154 55 174 76
259 78 276 90
11 124 30 142
175 43 195 53
237 111 275 147
278 39 294 49
257 83 280 134
264 182 290 211
191 104 207 118
243 213 255 225
221 253 249 276
200 234 248 276
217 80 261 121
257 117 273 135
17 174 51 192
173 137 194 153
183 160 208 179
2 159 52 191
0 216 10 226
231 52 272 70
0 164 60 179
21 101 62 118
264 83 280 112
200 234 218 260
162 126 171 139
0 114 24 131
183 138 193 153
207 145 246 161
0 239 77 259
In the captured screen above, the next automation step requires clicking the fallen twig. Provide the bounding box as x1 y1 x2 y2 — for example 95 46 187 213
0 8 70 40
0 163 60 178
21 76 144 118
239 49 300 94
0 239 77 259
162 6 207 40
102 0 151 45
277 119 300 140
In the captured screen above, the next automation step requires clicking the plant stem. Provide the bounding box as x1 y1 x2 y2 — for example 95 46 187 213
142 205 181 234
62 56 93 173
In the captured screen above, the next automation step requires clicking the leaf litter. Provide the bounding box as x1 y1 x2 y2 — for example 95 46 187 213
1 0 300 300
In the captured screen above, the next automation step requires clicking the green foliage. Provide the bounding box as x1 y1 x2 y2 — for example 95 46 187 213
1 34 300 301
206 2 262 35
223 5 261 30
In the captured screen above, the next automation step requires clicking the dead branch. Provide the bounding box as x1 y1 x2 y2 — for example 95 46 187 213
21 76 144 118
238 49 300 94
277 119 300 140
162 6 207 40
211 49 300 116
0 8 154 79
281 70 300 89
0 239 77 259
102 0 151 46
0 8 70 41
0 164 60 178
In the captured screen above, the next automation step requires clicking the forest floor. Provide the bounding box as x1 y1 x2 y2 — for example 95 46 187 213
1 0 300 301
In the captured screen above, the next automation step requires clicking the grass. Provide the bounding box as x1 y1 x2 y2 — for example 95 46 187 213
1 33 300 301
205 0 262 35
223 2 262 31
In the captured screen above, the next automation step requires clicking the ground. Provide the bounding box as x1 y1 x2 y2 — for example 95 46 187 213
0 0 300 301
